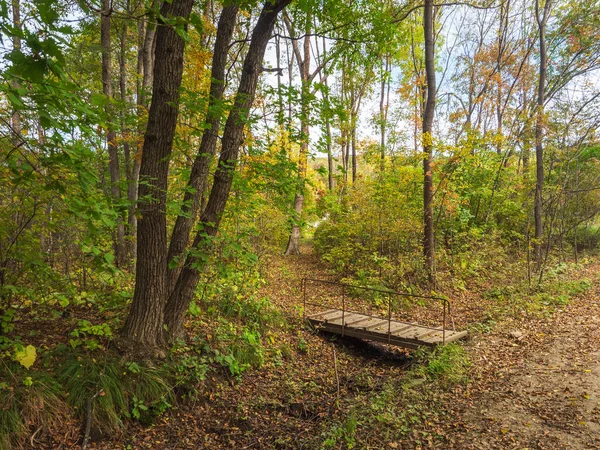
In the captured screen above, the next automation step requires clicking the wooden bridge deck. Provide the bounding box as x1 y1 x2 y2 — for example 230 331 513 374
307 308 467 350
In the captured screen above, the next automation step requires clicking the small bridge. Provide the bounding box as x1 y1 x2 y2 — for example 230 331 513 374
302 278 467 350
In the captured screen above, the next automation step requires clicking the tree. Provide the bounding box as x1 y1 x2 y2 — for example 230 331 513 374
422 0 436 282
282 10 318 255
100 0 126 268
121 0 291 349
533 0 552 267
120 0 196 349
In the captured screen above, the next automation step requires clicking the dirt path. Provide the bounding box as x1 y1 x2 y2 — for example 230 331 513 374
447 279 600 449
88 250 600 449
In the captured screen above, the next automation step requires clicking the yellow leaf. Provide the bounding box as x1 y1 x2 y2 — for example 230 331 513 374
14 345 37 370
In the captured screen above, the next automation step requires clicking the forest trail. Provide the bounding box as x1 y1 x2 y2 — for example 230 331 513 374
270 248 600 449
91 248 600 450
449 280 600 450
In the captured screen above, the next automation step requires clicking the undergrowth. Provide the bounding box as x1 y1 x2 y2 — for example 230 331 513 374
318 344 471 449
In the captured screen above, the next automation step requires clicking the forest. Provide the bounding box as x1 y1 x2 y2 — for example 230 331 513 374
1 0 600 448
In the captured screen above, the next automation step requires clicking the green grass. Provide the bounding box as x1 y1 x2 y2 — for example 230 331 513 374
58 355 173 435
0 365 67 450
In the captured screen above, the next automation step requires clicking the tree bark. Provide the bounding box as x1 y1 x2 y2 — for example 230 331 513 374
127 1 158 264
423 0 436 283
119 10 133 266
121 0 195 349
534 0 551 267
11 0 21 142
164 0 291 340
284 12 311 256
101 0 126 268
166 3 239 294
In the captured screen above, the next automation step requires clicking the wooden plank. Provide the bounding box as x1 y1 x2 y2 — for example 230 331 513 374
390 323 419 335
307 309 338 319
425 330 468 344
421 331 445 343
328 313 364 326
353 317 387 329
413 326 443 340
393 326 422 338
306 308 467 348
444 330 468 342
361 320 391 331
344 316 375 327
328 326 424 350
315 310 346 323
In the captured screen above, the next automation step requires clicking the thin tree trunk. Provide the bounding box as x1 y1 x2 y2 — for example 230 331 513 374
351 113 357 183
423 0 436 283
166 3 239 294
379 55 390 164
101 0 126 268
534 0 551 268
121 0 195 350
119 10 133 266
284 13 311 256
11 0 21 142
319 36 334 191
164 0 291 340
325 111 333 191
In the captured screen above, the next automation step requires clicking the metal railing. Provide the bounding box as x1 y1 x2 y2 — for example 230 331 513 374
302 278 453 345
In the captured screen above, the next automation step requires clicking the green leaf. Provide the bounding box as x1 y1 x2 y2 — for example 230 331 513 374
14 344 37 369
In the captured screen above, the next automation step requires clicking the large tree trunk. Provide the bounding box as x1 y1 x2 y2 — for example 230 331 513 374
121 0 195 349
166 3 239 294
534 0 551 267
423 0 436 282
127 2 158 264
101 0 126 268
164 0 291 340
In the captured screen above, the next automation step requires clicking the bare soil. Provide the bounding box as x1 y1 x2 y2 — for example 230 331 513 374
445 280 600 450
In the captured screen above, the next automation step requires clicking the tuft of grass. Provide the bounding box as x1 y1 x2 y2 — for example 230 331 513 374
58 355 173 436
59 356 128 435
413 344 471 387
0 365 68 449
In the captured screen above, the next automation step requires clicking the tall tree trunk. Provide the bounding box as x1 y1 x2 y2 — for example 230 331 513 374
325 103 333 191
534 0 551 267
127 1 158 264
423 0 436 282
121 0 195 349
164 0 291 340
11 0 21 142
119 9 133 266
284 13 311 256
319 37 334 191
351 112 357 183
101 0 126 268
166 3 239 294
379 55 390 164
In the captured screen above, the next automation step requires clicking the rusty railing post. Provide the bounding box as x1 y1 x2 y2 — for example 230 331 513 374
341 285 345 337
387 294 392 344
302 278 306 320
443 299 447 345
